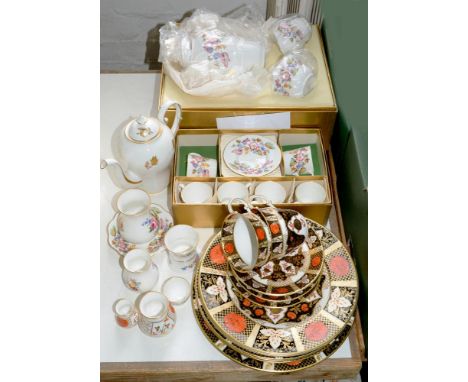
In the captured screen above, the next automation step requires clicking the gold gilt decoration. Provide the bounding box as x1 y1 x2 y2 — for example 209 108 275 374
137 126 153 137
144 155 158 170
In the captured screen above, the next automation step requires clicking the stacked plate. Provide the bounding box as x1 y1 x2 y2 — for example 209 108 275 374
191 209 359 373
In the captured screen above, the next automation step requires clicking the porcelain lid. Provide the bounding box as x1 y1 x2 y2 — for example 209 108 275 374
125 116 162 143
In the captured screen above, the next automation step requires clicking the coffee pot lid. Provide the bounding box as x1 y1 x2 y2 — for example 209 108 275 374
125 115 162 143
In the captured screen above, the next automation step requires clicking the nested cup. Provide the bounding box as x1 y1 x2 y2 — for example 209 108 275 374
221 198 272 273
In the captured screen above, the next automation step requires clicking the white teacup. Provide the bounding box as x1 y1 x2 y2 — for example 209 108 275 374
254 181 287 204
180 182 213 204
116 189 156 244
164 224 199 271
217 181 249 204
295 181 327 203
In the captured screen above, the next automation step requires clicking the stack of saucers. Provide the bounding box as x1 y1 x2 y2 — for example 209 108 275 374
192 198 359 373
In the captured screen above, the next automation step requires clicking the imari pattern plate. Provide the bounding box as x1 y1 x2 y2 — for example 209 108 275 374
195 219 358 359
192 269 356 372
107 204 173 256
223 135 282 177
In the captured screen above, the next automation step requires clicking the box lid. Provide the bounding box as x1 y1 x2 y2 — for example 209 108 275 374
159 25 337 128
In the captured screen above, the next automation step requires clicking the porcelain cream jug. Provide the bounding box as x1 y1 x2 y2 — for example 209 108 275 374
101 101 182 194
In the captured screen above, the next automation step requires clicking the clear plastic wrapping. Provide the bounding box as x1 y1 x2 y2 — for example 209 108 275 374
159 6 269 97
267 14 312 54
271 49 318 97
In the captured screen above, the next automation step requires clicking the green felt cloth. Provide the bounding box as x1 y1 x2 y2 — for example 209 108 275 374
177 146 219 176
281 144 323 175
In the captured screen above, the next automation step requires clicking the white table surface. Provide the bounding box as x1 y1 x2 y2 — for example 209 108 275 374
100 73 352 362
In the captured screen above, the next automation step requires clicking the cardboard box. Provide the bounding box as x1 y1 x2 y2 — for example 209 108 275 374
159 25 337 149
172 128 332 227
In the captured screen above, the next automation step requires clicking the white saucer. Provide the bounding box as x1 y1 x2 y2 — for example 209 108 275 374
107 204 173 256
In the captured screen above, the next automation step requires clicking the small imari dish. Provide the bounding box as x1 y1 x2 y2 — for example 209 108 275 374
283 146 314 176
223 135 282 177
186 152 217 177
107 204 173 256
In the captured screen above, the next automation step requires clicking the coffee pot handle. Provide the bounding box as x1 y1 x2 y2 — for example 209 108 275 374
157 101 182 136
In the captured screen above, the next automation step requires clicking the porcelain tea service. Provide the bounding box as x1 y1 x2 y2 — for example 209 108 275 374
101 101 181 194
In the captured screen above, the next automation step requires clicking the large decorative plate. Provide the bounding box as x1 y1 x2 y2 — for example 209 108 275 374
107 204 173 256
223 135 282 176
192 271 356 372
196 219 358 359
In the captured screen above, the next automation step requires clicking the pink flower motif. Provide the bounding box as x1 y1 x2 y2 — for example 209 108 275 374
304 321 328 341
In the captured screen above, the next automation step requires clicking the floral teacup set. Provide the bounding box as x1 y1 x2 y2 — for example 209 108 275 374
178 134 327 205
107 188 198 337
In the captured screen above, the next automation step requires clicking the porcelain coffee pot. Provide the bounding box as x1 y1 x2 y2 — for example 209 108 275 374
101 101 181 194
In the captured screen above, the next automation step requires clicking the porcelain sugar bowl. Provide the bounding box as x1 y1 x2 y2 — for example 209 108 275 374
101 101 182 194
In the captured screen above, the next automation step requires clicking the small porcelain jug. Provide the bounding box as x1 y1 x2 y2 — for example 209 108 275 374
136 291 176 337
101 101 181 194
116 188 157 244
122 249 159 292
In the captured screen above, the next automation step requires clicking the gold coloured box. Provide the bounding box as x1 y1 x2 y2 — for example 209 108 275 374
159 25 337 149
171 128 332 227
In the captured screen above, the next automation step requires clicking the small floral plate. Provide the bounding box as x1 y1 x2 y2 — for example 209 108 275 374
107 204 173 256
223 135 282 177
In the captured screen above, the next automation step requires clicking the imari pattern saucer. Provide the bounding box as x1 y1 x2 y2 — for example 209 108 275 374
107 204 173 256
193 218 358 364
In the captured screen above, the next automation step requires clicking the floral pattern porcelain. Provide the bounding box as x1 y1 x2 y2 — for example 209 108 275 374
121 249 159 293
194 217 358 359
277 21 305 42
223 135 281 176
187 153 217 177
137 292 177 337
202 33 230 68
283 146 314 176
107 204 173 256
273 57 300 96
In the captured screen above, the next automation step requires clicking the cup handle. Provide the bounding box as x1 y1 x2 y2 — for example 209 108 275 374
249 195 273 208
227 198 250 213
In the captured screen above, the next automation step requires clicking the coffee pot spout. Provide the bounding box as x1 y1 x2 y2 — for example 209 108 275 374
100 158 143 189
